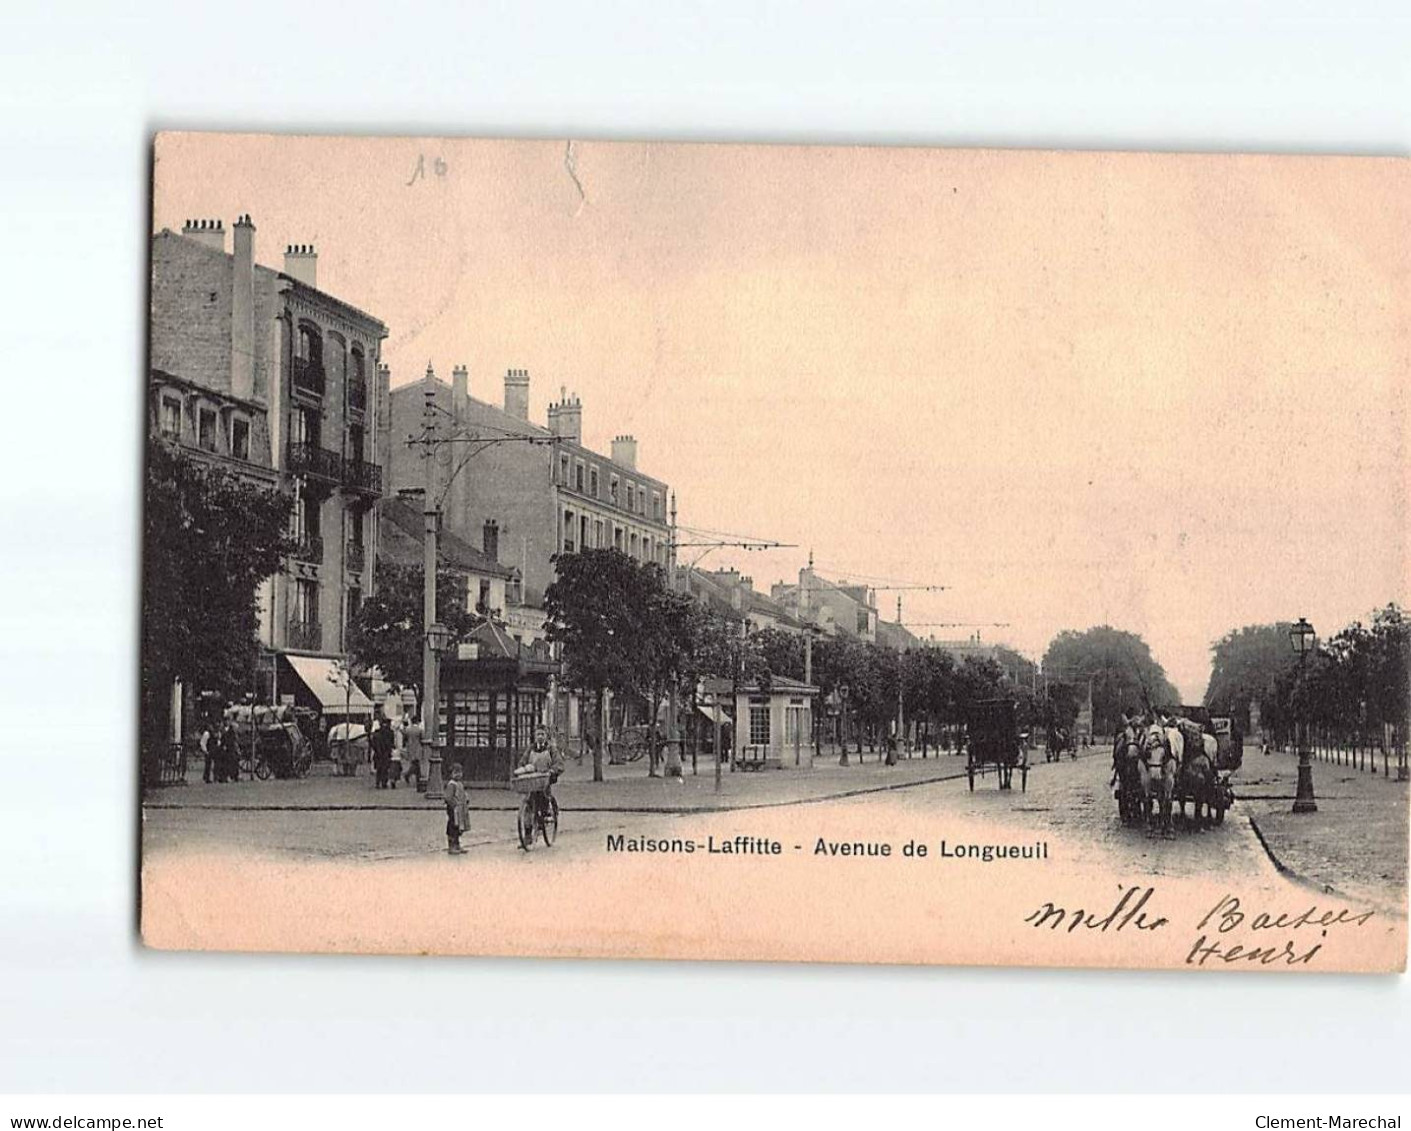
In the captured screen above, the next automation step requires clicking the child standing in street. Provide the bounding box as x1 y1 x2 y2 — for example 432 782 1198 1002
443 763 468 854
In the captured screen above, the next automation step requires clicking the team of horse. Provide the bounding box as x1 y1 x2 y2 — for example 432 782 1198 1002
1111 712 1226 834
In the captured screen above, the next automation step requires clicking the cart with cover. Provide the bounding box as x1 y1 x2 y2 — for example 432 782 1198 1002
965 697 1028 791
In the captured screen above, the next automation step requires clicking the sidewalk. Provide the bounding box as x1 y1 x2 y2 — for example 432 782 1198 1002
1235 744 1408 913
144 745 978 814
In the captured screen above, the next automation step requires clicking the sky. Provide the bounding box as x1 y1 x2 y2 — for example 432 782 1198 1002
153 134 1408 701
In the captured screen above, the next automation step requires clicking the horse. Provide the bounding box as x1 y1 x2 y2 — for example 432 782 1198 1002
1174 728 1220 829
1137 722 1180 834
1111 721 1147 825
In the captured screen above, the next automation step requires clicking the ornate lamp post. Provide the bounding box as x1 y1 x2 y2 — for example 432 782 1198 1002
1289 616 1318 814
423 620 453 800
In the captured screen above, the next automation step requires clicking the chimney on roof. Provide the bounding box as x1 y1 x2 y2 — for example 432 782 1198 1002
547 385 583 444
504 368 529 420
483 519 500 563
231 214 255 400
284 243 317 289
451 364 468 421
611 434 637 470
181 218 226 252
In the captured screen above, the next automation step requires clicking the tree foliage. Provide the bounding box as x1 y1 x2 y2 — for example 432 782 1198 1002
141 437 293 768
1213 606 1408 742
1041 625 1179 733
345 561 483 691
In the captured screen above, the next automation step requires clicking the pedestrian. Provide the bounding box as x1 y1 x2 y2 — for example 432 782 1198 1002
388 717 403 789
219 719 241 783
370 717 394 789
199 720 214 784
443 763 468 854
402 715 425 789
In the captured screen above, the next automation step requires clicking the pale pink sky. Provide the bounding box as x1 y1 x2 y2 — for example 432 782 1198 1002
153 134 1408 700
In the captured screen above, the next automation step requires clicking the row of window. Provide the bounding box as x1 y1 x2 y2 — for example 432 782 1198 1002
561 507 667 565
558 452 662 520
290 497 366 555
290 405 367 463
159 394 252 462
294 321 369 412
288 578 362 633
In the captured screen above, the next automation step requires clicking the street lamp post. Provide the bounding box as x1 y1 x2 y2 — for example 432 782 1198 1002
423 620 452 800
1290 616 1318 814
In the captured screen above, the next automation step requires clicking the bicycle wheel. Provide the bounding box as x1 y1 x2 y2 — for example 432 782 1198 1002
541 795 559 847
517 798 535 851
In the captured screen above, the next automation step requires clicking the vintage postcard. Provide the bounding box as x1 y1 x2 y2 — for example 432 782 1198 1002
140 133 1408 972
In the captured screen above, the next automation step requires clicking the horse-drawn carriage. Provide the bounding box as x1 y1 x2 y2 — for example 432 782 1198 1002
225 704 315 780
1112 705 1234 833
965 698 1028 791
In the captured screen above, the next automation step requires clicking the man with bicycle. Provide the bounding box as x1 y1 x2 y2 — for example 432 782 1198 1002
514 727 564 824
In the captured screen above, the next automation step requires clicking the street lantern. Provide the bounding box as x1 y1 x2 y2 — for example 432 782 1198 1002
426 621 453 655
1289 616 1318 814
1289 617 1317 657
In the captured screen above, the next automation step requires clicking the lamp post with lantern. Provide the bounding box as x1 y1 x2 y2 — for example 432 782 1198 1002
1289 616 1318 814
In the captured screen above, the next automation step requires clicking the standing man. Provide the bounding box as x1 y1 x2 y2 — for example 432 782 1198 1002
402 715 425 790
199 719 214 784
370 717 395 790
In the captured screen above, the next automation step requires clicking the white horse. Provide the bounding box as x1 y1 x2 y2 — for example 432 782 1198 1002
1138 722 1181 833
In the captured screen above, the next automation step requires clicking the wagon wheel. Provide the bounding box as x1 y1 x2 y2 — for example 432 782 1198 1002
623 734 647 763
254 757 273 782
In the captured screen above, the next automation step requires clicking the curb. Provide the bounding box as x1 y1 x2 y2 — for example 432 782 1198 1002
144 765 988 815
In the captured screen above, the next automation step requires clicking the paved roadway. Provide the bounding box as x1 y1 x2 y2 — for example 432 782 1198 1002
144 746 1278 883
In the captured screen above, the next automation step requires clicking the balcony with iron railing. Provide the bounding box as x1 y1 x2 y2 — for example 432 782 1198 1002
292 356 325 396
345 540 366 574
287 619 322 652
342 457 383 496
291 532 324 565
288 441 343 483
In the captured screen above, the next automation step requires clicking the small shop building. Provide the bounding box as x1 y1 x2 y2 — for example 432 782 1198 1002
438 620 559 784
702 674 819 770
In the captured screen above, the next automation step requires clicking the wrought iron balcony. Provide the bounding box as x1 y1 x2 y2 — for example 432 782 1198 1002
291 533 324 564
292 356 325 396
348 379 368 413
345 540 366 574
287 619 322 651
343 458 383 496
288 442 342 483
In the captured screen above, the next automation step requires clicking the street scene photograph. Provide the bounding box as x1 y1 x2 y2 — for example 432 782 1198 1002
139 135 1408 971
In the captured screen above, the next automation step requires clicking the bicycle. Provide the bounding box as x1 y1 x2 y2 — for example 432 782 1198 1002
511 770 559 850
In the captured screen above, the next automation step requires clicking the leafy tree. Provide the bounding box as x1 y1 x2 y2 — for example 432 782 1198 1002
345 561 482 692
543 549 661 782
1204 623 1300 733
1042 625 1179 734
141 436 293 781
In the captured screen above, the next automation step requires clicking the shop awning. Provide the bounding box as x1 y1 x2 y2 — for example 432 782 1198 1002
697 703 733 724
285 655 375 716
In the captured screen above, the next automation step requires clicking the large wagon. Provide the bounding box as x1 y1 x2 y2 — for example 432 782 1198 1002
965 698 1028 791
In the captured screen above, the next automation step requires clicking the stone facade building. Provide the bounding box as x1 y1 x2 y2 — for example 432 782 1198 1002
150 217 389 671
771 567 879 643
387 365 673 605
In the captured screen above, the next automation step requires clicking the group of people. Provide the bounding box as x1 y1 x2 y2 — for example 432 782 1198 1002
370 715 427 790
443 726 564 854
198 719 243 784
